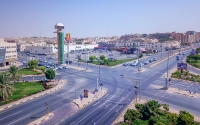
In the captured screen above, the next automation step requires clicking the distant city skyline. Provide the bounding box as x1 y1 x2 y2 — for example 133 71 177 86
1 0 200 38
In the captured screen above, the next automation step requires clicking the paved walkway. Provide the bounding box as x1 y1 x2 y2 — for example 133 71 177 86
0 62 22 71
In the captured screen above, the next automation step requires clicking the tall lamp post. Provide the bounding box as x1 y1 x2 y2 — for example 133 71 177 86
121 75 141 103
165 49 170 90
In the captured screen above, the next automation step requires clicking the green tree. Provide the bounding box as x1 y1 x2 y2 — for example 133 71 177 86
8 65 22 83
45 69 55 81
103 58 109 65
140 100 162 120
168 113 178 124
28 60 38 69
178 110 194 125
162 104 169 111
124 109 142 123
0 72 14 100
89 56 96 62
195 47 200 55
100 55 106 60
39 66 46 73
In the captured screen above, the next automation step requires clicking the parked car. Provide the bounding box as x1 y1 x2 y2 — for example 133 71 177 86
153 57 157 61
23 61 27 65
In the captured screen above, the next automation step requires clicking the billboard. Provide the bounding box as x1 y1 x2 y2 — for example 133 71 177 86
177 63 187 70
0 48 6 63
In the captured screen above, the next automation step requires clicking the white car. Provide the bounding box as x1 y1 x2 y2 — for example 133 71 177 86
58 66 63 69
44 60 47 63
144 61 149 65
63 66 68 69
23 61 27 65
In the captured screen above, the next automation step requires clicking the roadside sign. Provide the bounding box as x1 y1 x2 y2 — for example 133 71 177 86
80 95 83 99
177 63 187 70
65 33 71 42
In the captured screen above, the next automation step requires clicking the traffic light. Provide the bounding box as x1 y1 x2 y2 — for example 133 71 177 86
84 89 88 98
181 69 183 74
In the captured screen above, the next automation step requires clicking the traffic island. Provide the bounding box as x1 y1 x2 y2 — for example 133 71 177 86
73 90 106 109
28 113 54 125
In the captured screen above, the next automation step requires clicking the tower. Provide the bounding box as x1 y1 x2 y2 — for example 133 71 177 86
54 23 64 64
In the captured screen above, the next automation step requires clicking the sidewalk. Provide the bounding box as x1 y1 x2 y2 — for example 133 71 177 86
73 90 106 108
0 79 66 112
0 62 22 71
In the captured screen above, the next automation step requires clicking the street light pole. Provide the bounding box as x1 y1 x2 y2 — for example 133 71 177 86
137 42 140 71
120 75 141 103
98 51 100 81
165 49 170 90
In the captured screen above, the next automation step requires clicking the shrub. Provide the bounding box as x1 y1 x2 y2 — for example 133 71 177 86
178 110 194 125
45 69 55 81
28 60 38 69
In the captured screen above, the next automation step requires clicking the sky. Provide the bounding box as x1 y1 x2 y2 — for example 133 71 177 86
0 0 200 38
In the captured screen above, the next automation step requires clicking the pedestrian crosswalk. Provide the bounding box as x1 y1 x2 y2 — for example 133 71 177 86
113 65 150 72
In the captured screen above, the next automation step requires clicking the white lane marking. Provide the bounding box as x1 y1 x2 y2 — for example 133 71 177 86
93 101 100 106
74 96 115 125
0 110 23 120
96 97 124 124
7 114 31 125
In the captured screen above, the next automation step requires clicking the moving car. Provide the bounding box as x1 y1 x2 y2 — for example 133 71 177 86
63 66 68 69
131 60 138 66
144 61 149 65
123 63 128 66
153 57 157 61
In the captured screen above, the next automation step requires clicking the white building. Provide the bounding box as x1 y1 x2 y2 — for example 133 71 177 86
0 38 17 66
25 44 98 55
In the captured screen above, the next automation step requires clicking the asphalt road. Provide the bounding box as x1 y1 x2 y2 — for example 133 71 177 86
1 45 199 125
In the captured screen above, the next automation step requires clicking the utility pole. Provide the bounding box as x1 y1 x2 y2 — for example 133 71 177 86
161 42 162 59
98 51 100 81
165 49 170 90
45 101 50 114
67 41 69 65
137 42 140 71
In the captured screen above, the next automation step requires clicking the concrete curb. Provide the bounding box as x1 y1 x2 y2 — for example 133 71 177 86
73 92 106 109
0 80 65 112
27 112 54 125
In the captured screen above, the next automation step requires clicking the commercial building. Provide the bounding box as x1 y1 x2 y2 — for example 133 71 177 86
25 44 98 55
0 38 17 66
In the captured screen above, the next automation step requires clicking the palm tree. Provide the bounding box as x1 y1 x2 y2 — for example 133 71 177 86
0 72 14 101
8 65 22 83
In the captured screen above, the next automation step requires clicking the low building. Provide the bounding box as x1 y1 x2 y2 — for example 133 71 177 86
0 38 17 66
25 44 98 55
